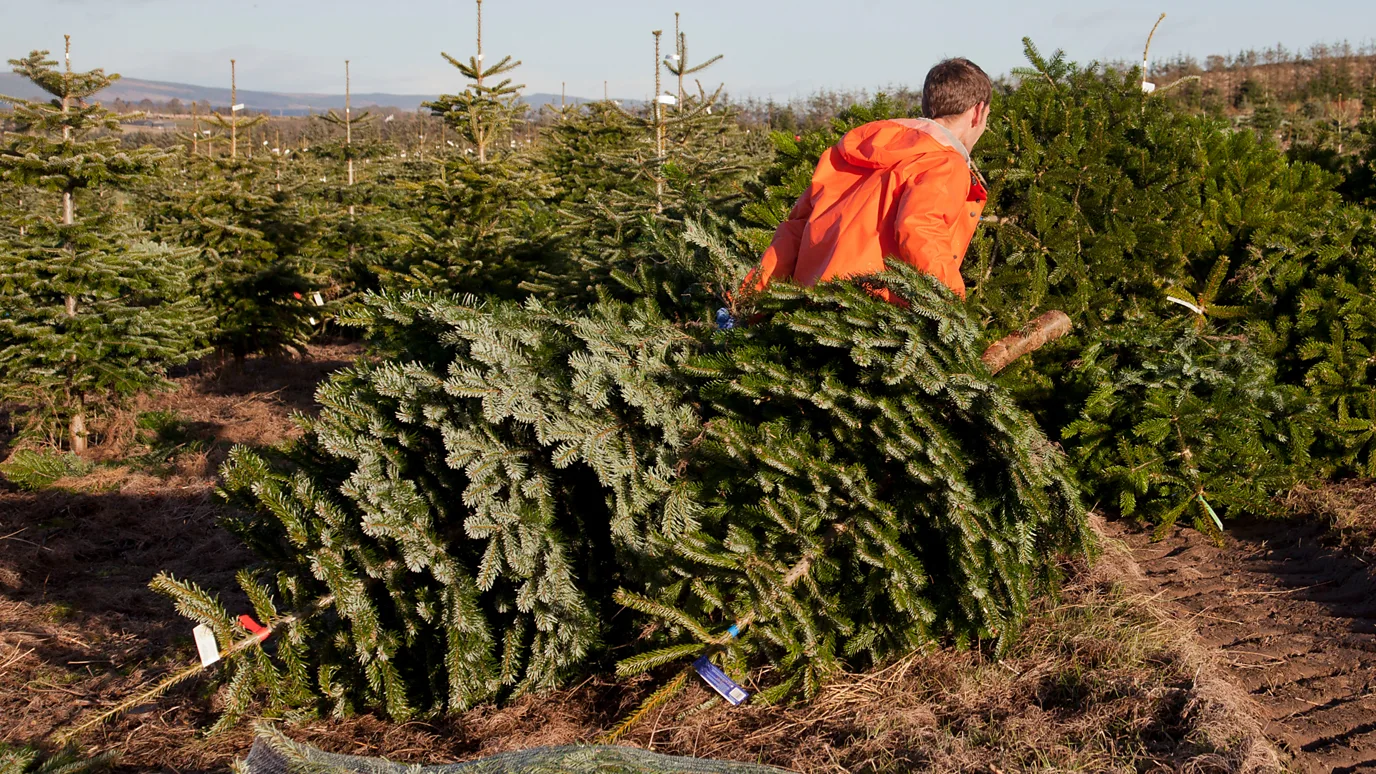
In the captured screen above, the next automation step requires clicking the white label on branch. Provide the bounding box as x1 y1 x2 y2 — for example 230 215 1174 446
1141 81 1157 94
193 624 221 667
656 94 678 105
312 292 324 306
231 103 246 112
1166 295 1203 315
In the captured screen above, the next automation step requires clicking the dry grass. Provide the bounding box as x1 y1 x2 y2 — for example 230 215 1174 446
1285 478 1376 558
196 566 1278 774
0 494 1281 773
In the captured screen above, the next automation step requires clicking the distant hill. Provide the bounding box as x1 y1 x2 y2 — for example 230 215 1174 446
0 73 595 115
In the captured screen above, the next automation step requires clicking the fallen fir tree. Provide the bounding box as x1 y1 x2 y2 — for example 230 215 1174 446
154 262 1090 723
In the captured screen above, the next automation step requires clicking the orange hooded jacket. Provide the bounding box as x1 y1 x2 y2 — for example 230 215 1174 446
743 118 987 300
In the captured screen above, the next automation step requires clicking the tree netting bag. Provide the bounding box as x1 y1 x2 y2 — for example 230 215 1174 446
242 727 790 774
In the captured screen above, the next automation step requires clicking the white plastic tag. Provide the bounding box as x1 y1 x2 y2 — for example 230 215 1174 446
1166 296 1203 315
312 292 324 306
656 94 678 105
1141 81 1157 94
232 103 246 112
193 624 221 666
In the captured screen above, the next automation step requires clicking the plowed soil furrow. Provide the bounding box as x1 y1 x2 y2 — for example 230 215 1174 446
1116 519 1376 773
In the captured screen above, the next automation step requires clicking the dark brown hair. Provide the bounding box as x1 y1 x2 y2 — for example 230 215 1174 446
921 58 992 119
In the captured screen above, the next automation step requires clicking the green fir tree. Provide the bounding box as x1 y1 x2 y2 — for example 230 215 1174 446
0 40 208 451
538 18 766 304
391 0 565 299
151 61 319 363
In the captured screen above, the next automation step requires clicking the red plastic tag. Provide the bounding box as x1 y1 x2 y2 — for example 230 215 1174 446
238 614 271 642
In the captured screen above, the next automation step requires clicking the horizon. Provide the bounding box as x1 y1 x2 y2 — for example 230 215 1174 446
4 1 1375 103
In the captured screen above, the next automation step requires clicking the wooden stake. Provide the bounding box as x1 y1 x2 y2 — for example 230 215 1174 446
61 35 85 453
653 29 664 211
475 0 486 162
1142 13 1166 89
675 12 684 108
230 59 238 159
61 35 73 226
345 60 356 219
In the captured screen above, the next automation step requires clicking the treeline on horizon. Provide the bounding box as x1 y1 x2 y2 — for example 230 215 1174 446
5 35 1373 142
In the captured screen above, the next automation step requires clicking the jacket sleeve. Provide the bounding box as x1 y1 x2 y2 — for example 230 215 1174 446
893 156 969 298
740 186 814 294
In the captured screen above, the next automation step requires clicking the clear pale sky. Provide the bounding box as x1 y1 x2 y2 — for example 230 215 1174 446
4 0 1373 100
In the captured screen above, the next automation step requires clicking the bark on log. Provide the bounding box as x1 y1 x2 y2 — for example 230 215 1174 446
981 310 1072 374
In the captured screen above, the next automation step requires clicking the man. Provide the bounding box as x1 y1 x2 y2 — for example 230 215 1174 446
742 58 992 301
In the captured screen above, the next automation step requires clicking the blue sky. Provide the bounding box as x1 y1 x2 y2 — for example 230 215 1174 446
5 0 1374 99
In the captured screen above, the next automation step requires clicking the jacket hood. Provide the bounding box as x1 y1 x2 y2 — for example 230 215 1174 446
837 118 970 170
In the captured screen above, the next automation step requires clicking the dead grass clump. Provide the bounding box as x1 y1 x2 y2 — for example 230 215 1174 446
605 582 1275 773
1285 479 1376 557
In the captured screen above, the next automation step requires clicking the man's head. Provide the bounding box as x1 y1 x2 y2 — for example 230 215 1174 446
922 58 992 152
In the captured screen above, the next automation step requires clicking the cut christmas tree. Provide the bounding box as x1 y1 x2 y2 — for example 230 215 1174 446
154 257 1089 722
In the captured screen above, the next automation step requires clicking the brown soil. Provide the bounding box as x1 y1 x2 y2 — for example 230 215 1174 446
1114 517 1376 773
0 343 362 770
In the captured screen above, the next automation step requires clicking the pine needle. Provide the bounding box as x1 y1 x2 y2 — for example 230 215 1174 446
55 660 207 743
596 667 690 745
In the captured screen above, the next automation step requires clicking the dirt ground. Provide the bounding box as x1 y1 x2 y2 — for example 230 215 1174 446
0 345 1287 773
0 343 361 769
1114 515 1376 773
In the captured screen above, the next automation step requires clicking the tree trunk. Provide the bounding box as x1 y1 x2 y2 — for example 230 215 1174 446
69 404 87 454
981 311 1073 374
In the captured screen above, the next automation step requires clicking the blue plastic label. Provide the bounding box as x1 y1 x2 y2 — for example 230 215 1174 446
693 656 749 705
715 307 736 331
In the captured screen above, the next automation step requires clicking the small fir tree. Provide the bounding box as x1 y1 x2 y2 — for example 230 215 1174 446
305 60 409 301
0 40 208 451
536 19 766 304
389 0 565 299
1062 312 1306 539
151 61 319 363
422 0 523 164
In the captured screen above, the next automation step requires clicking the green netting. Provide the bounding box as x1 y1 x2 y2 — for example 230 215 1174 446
243 728 791 774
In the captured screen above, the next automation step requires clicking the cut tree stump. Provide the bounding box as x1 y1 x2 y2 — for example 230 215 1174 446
981 310 1073 374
